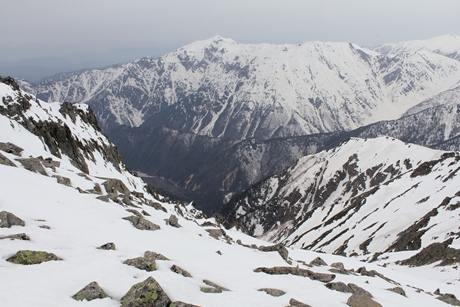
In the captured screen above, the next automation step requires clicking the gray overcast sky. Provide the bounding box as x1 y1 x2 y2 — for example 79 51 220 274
2 0 460 63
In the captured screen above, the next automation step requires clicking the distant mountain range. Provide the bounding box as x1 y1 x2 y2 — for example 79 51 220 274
18 34 460 212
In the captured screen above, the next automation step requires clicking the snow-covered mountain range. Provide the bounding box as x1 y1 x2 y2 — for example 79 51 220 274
2 74 460 306
219 137 460 261
21 34 460 139
5 78 460 307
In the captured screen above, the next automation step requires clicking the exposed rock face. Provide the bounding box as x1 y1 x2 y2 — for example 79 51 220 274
254 266 335 283
97 242 116 250
437 293 460 306
53 175 72 186
288 298 312 307
0 233 29 240
0 142 23 156
124 254 157 272
398 239 460 266
309 256 327 266
123 216 160 231
346 294 382 307
0 152 16 166
0 211 25 228
16 157 48 176
200 280 230 293
168 214 181 228
102 178 130 195
170 265 192 277
258 288 286 297
6 250 62 265
387 287 406 297
258 243 290 262
72 281 110 301
120 276 171 307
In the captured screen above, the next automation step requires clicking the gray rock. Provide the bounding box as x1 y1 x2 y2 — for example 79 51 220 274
205 228 226 239
53 175 72 186
259 243 290 262
258 288 286 297
72 281 110 301
144 251 169 261
42 157 60 170
0 233 29 240
288 298 312 307
347 294 382 307
330 262 348 274
0 152 16 167
325 282 353 293
39 225 50 229
102 178 130 195
0 211 25 228
16 157 48 176
348 283 373 298
310 256 327 266
387 287 406 297
437 293 460 306
168 214 181 228
6 250 62 265
123 256 156 272
123 215 160 231
126 209 143 218
0 142 23 156
121 276 171 307
96 195 110 202
146 200 167 212
202 279 229 292
170 264 192 277
97 242 116 250
254 266 335 283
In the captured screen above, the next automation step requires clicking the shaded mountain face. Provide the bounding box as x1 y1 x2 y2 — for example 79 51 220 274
22 35 460 140
219 137 460 260
108 125 346 212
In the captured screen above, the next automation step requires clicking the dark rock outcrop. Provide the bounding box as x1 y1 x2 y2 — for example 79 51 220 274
398 239 460 266
0 142 23 156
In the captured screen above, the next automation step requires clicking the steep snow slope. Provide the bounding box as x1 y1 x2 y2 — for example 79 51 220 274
2 80 460 306
221 137 460 261
22 35 460 139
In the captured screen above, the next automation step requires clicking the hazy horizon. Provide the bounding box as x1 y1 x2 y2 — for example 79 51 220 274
2 0 459 82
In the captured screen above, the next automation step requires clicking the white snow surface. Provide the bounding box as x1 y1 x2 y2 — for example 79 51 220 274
1 82 460 306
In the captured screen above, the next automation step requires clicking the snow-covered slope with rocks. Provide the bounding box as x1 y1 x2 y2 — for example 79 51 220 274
22 35 460 140
2 80 460 306
220 137 460 263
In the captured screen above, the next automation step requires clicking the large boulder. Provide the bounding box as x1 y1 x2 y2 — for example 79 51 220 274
123 216 160 231
0 211 25 228
72 281 110 301
6 250 62 265
120 276 171 307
